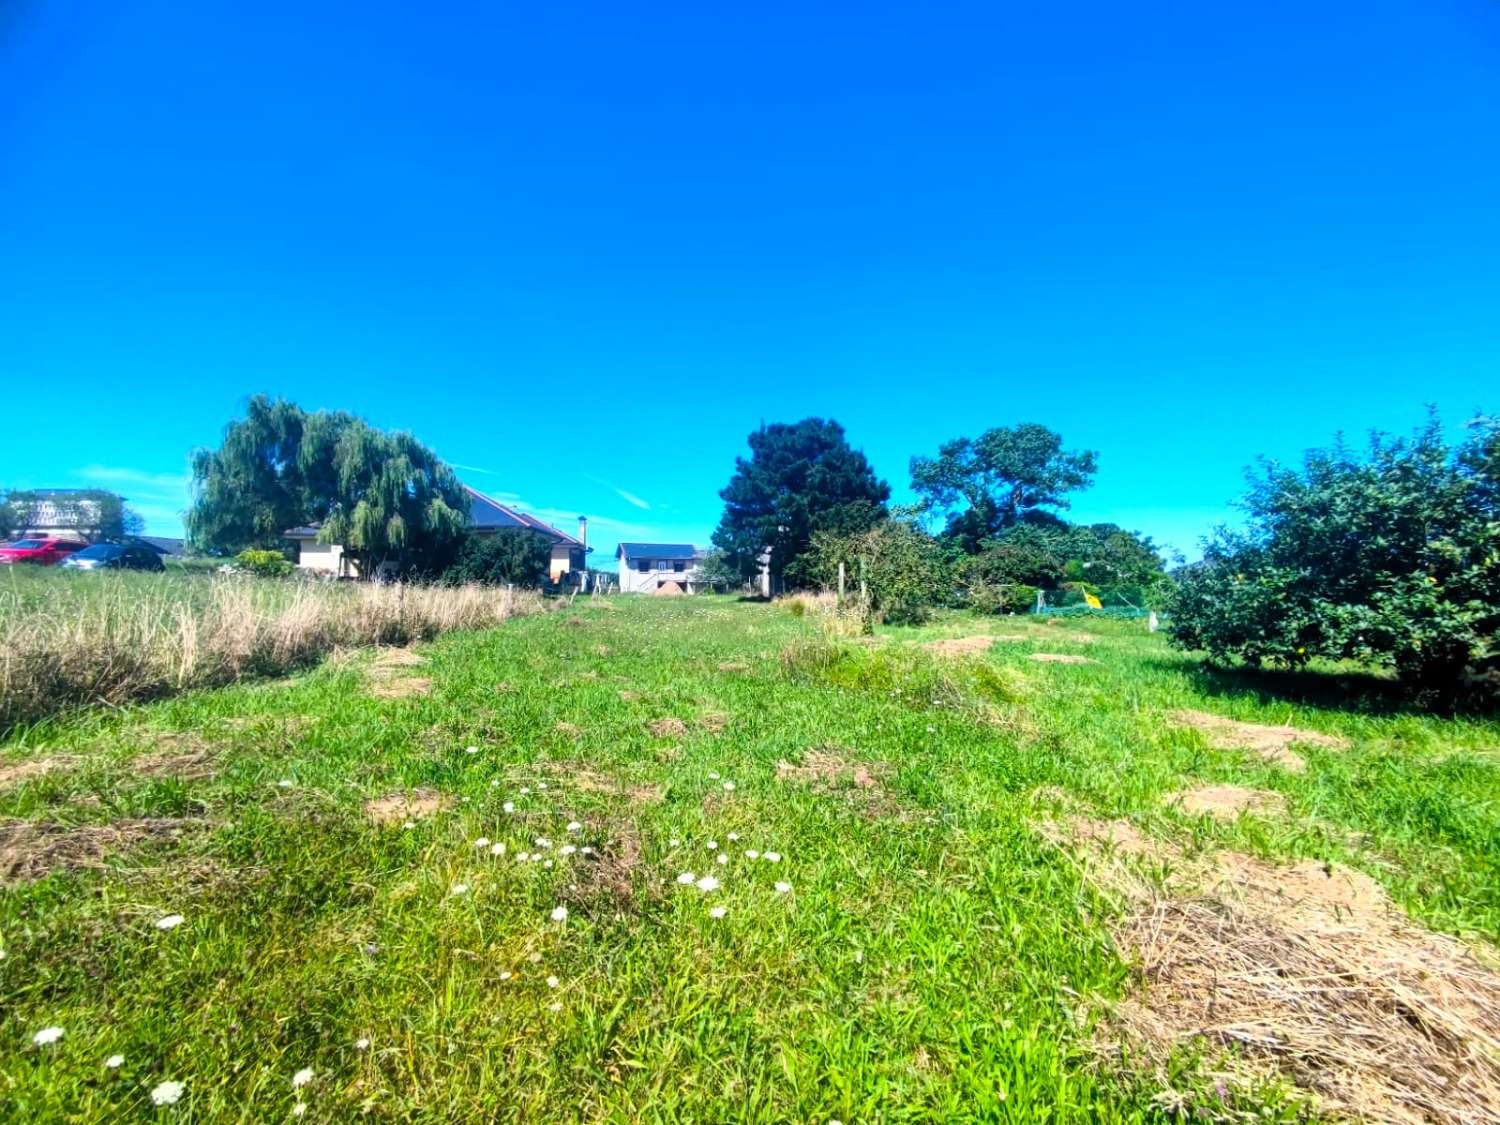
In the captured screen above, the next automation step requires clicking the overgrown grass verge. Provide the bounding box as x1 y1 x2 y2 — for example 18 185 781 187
0 571 545 732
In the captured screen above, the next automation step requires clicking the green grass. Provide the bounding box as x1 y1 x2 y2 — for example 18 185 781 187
2 597 1497 1121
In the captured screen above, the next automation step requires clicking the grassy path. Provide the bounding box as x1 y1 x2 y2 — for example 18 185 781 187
2 598 1497 1122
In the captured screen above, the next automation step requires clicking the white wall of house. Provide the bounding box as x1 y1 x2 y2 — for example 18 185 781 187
294 539 353 578
619 553 702 593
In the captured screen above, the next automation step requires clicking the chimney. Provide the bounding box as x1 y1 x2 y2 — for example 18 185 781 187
577 516 587 548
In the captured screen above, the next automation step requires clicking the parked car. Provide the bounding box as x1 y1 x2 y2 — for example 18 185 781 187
0 537 90 565
60 542 166 572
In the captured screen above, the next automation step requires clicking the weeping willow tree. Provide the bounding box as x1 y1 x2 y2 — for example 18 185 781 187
188 396 469 573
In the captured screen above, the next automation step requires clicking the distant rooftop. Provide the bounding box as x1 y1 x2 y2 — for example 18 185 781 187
617 542 701 561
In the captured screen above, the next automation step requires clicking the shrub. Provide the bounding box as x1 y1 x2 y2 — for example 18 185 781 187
442 529 551 587
233 549 293 578
805 520 951 624
1169 415 1499 700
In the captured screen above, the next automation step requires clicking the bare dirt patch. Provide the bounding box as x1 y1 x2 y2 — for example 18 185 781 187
1048 817 1500 1125
364 789 451 826
563 821 649 914
1031 653 1098 665
921 634 1026 657
1167 784 1286 821
776 747 900 817
646 717 688 737
698 711 731 734
370 676 432 700
0 756 73 791
1041 815 1163 858
1169 709 1348 772
1 817 205 885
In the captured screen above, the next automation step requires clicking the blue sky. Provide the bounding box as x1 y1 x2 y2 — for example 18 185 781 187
2 1 1497 565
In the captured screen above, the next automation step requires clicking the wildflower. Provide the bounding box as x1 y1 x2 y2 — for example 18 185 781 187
566 821 582 832
105 1054 125 1069
490 779 500 787
534 837 552 849
727 832 739 841
543 860 553 868
32 1026 64 1046
450 883 469 896
708 906 727 918
474 838 490 849
722 781 736 791
503 801 515 813
694 875 721 892
154 914 185 931
517 851 530 862
676 871 697 885
707 771 720 780
150 1081 185 1106
466 746 479 755
355 1038 370 1051
669 837 681 847
763 851 781 863
293 1103 307 1117
527 952 543 963
547 1001 562 1012
402 821 416 830
491 842 506 856
292 1067 314 1089
716 853 728 865
499 971 513 981
546 975 559 988
580 846 595 855
277 779 294 788
745 849 759 859
558 844 576 856
519 787 531 795
550 905 568 922
707 840 718 850
537 782 548 791
774 881 792 894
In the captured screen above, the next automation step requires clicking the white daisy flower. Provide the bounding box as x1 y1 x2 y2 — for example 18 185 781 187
566 821 582 832
154 914 185 931
466 746 479 755
547 1001 562 1012
474 838 490 849
355 1038 370 1051
450 883 469 896
277 779 294 788
402 821 416 830
558 844 576 856
716 853 728 865
708 906 727 919
580 846 595 855
694 875 721 892
32 1026 63 1046
669 838 681 847
546 975 559 989
550 904 569 924
292 1067 314 1088
499 971 513 981
763 851 782 863
538 782 548 790
706 840 718 850
745 849 759 859
676 872 697 885
727 832 739 841
707 771 720 780
150 1080 185 1106
519 787 531 795
105 1054 125 1069
534 837 552 849
491 842 507 856
774 881 792 894
502 801 515 813
293 1102 307 1117
543 859 553 868
490 779 501 787
722 781 736 791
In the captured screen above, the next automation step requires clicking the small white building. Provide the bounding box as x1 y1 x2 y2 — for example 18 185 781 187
616 543 704 594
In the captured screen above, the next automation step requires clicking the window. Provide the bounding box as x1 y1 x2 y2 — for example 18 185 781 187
636 560 649 572
673 560 685 572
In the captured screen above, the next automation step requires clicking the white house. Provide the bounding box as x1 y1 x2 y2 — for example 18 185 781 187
285 486 590 582
616 542 705 594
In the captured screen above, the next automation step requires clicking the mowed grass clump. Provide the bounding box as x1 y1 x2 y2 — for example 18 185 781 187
0 568 545 732
1 597 1497 1122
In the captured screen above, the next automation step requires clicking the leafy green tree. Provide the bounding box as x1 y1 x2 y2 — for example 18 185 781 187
188 396 469 574
910 424 1098 551
1170 415 1500 699
806 520 951 624
712 418 890 589
442 529 553 587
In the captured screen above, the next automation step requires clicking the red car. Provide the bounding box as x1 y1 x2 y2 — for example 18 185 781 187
0 537 90 565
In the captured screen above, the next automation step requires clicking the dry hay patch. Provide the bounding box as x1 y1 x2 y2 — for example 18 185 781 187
364 788 451 826
921 635 1026 657
1167 784 1286 821
776 747 901 817
1169 709 1348 773
554 721 582 737
372 647 426 669
646 717 688 737
1 817 206 885
0 756 73 791
698 711 731 735
617 690 639 702
717 661 750 673
370 676 432 700
1049 818 1500 1125
547 766 665 805
135 749 217 781
1031 652 1098 665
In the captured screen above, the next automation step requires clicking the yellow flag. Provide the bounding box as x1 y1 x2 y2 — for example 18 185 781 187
1084 593 1102 609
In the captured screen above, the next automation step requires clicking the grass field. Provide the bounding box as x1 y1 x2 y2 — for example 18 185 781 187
2 597 1498 1122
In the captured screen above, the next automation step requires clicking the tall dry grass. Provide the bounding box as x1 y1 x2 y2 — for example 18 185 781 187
0 574 545 731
